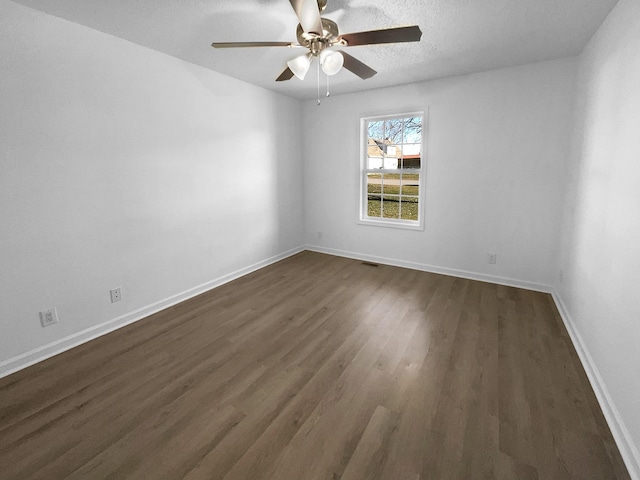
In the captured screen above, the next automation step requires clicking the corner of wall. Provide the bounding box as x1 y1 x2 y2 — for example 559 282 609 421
551 288 640 479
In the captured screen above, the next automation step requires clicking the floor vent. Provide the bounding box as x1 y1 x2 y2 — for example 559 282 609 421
361 261 379 267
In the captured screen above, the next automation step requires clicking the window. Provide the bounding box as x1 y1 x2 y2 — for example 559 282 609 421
359 112 425 230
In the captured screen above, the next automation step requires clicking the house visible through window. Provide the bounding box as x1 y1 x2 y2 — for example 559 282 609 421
359 112 425 230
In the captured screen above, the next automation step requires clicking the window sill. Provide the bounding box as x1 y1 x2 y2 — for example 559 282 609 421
357 218 425 231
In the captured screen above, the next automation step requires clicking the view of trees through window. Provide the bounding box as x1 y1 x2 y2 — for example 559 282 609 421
364 114 423 224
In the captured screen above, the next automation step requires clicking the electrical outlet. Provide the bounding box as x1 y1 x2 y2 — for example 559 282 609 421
559 270 564 283
488 253 497 264
110 287 122 303
40 308 58 327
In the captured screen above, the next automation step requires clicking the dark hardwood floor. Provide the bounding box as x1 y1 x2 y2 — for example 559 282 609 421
0 251 630 479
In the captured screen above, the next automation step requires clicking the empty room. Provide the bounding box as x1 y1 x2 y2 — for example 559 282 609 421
1 0 638 478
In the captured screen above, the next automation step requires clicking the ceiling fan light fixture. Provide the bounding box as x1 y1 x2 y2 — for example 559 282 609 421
320 50 344 76
287 54 311 80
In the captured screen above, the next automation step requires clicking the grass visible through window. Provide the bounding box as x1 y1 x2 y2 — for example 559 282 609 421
366 173 420 220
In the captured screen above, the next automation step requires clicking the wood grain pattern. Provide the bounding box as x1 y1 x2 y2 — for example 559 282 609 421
0 251 630 479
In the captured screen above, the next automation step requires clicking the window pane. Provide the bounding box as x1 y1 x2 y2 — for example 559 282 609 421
367 137 384 169
367 197 381 217
385 118 404 144
367 173 382 218
367 156 383 169
367 173 382 196
382 195 401 219
400 200 419 220
400 174 420 196
403 117 422 143
385 144 400 157
384 144 400 169
380 174 400 196
400 143 421 169
367 120 385 142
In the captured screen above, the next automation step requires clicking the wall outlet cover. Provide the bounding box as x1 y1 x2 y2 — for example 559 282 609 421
40 308 58 327
110 287 122 303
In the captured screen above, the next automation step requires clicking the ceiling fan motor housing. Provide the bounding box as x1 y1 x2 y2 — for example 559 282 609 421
296 18 343 56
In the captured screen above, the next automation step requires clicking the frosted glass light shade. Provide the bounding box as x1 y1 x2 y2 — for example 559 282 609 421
320 50 344 76
287 54 311 80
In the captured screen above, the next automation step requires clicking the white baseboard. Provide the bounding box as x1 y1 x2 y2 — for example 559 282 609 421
552 290 640 480
4 246 637 479
0 246 305 380
306 244 553 293
307 245 639 477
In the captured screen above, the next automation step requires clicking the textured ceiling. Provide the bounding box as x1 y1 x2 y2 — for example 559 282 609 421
10 0 618 100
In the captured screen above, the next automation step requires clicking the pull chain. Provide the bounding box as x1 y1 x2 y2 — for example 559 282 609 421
326 72 330 97
316 60 321 105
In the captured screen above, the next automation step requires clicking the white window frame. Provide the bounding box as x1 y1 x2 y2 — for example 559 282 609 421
358 111 426 231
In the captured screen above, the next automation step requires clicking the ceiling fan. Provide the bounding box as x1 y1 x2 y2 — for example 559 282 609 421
211 0 422 82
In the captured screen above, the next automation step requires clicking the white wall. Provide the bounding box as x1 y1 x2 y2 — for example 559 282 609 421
303 59 576 290
2 1 637 472
0 1 304 375
556 0 640 475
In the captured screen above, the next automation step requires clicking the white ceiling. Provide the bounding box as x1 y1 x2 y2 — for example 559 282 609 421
10 0 618 100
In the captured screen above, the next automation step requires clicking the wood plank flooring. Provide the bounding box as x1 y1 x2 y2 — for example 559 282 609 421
0 251 630 479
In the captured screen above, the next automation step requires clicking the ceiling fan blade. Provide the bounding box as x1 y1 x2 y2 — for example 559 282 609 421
289 0 323 35
276 67 295 82
340 52 377 79
211 41 296 48
340 25 422 47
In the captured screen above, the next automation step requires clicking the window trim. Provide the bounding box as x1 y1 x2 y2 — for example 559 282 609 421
358 110 426 231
